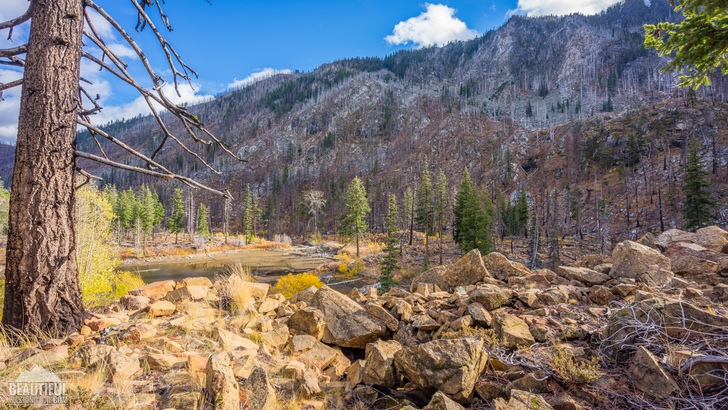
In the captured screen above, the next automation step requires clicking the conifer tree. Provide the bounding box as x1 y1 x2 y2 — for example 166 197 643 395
516 187 529 237
244 184 254 244
404 186 414 246
435 169 448 265
453 168 492 254
380 194 400 291
197 203 211 236
683 138 716 230
340 177 371 257
167 188 186 243
415 158 434 269
137 186 156 251
152 191 165 239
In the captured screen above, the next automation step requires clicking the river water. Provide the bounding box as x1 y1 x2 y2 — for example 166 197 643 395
121 247 336 286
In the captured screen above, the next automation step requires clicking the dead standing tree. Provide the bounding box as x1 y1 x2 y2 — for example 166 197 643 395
0 0 240 337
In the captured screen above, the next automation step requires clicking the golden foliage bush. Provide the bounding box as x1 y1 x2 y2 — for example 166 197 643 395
272 272 323 298
76 186 124 305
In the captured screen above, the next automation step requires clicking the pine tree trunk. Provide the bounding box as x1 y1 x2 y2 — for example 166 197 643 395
3 0 86 336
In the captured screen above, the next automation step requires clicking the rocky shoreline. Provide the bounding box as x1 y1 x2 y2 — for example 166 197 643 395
2 226 727 409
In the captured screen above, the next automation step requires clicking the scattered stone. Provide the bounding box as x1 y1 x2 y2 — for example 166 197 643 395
611 241 673 287
290 334 318 352
297 341 340 369
107 351 141 383
69 344 115 369
505 373 549 395
120 294 150 310
346 359 366 385
240 366 277 410
164 392 202 410
365 302 399 332
411 314 440 331
363 339 402 387
556 266 610 286
149 300 177 317
469 285 513 311
467 302 492 327
494 390 554 410
85 316 122 331
129 280 176 300
390 299 413 322
629 346 679 399
214 327 258 351
282 360 306 379
121 323 157 342
165 285 208 303
144 353 187 371
423 391 467 410
205 353 240 410
493 313 535 349
394 337 489 403
302 369 322 397
309 286 386 348
258 298 280 314
179 276 214 288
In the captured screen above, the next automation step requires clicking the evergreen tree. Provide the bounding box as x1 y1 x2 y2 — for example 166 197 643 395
516 187 529 237
197 203 211 236
340 177 371 257
415 158 434 269
380 194 400 292
435 169 448 265
167 187 186 243
683 138 716 230
152 191 165 239
453 168 492 254
137 185 156 251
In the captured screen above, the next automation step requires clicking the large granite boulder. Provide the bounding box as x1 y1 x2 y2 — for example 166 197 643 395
611 240 672 286
556 266 610 286
468 285 513 311
437 250 491 291
394 337 489 403
363 339 402 387
308 286 386 348
205 353 240 410
482 252 530 281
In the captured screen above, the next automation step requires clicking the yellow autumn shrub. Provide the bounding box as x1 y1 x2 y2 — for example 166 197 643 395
272 272 323 298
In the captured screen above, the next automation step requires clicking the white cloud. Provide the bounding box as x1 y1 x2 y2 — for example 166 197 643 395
385 4 478 48
227 68 292 89
0 69 23 143
512 0 623 17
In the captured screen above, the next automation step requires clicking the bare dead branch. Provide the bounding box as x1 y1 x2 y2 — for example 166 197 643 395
0 44 27 58
0 2 33 40
0 79 23 94
75 168 103 190
0 56 24 67
76 150 231 198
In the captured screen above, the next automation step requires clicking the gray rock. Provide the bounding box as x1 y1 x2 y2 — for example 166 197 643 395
611 240 673 287
309 286 386 348
437 250 490 291
205 353 240 410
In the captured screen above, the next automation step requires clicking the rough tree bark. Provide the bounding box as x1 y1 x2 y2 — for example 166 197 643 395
3 0 87 336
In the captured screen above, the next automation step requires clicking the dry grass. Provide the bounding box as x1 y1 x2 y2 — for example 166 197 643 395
218 263 256 315
548 343 603 385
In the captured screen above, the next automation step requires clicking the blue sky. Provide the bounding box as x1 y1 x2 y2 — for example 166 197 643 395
0 0 626 143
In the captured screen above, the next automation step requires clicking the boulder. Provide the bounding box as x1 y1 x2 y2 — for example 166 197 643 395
297 341 340 369
205 353 240 410
467 302 492 327
290 334 318 352
468 285 513 311
69 344 115 369
365 302 399 332
394 337 489 403
482 252 530 281
437 250 490 291
282 360 306 379
164 392 202 410
120 295 150 311
363 339 402 387
423 391 467 410
695 226 728 252
246 283 270 301
629 347 679 399
309 286 386 348
179 276 214 288
574 254 612 269
611 241 673 286
144 353 187 370
120 323 157 342
655 229 697 250
214 327 258 351
556 266 610 286
165 285 208 303
411 314 440 331
129 280 175 299
670 255 718 276
287 307 326 340
240 366 277 410
390 299 413 322
493 313 535 349
411 266 447 291
257 298 280 314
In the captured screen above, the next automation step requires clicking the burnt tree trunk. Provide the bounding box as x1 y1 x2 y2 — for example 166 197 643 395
3 0 86 336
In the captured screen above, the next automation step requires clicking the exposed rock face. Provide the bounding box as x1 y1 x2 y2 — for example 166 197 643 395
363 339 402 387
611 240 673 286
437 250 490 291
394 337 489 403
629 347 679 399
205 353 240 410
483 252 530 281
308 286 386 348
